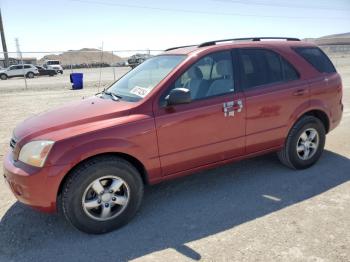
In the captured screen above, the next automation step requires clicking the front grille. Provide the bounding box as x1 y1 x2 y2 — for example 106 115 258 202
10 138 17 149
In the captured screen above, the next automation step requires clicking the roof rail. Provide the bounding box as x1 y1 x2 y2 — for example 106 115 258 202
198 37 300 47
165 45 197 51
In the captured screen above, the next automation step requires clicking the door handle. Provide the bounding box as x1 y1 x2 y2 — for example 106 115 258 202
223 100 243 117
234 100 243 112
293 89 306 96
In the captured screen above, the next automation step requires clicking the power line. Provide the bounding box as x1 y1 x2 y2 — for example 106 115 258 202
0 50 164 53
213 0 350 12
67 0 350 20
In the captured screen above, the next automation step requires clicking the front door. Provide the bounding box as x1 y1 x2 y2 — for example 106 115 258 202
7 65 23 77
154 50 246 175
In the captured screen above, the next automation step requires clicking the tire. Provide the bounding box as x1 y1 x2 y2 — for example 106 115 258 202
277 116 326 169
61 156 144 234
26 72 34 78
0 74 8 80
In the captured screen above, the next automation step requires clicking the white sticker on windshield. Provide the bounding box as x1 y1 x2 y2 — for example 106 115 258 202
129 86 151 98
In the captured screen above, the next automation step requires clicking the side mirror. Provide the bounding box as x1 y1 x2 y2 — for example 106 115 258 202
165 88 191 106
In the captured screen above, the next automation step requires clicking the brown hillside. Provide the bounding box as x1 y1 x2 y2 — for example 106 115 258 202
304 32 350 45
39 48 123 66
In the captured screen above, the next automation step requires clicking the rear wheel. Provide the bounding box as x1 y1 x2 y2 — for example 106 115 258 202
277 116 325 169
0 74 7 80
61 156 144 234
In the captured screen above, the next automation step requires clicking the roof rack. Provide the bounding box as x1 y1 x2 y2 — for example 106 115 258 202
165 45 197 51
165 37 300 51
198 37 300 47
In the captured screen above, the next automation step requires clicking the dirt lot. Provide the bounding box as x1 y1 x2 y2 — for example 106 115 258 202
0 57 349 262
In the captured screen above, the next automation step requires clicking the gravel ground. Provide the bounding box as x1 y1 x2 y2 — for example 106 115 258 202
0 59 349 262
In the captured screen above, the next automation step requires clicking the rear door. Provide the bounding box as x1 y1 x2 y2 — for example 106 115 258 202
237 48 309 153
154 50 246 175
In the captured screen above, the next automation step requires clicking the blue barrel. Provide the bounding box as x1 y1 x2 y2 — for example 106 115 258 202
70 73 83 90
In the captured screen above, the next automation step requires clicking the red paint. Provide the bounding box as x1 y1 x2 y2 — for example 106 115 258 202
3 41 343 213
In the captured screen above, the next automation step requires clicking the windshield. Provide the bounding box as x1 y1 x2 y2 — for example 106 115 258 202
107 55 186 102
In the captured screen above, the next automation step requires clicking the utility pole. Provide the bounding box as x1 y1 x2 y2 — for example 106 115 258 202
0 8 9 67
15 38 27 89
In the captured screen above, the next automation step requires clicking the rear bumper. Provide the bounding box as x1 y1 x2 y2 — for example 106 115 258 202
3 151 66 213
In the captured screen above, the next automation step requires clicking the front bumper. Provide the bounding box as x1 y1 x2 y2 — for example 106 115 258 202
3 151 66 213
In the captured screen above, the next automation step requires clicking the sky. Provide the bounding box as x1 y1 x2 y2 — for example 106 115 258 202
1 0 350 55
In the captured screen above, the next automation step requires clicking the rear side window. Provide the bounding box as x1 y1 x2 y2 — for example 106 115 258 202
293 47 336 73
24 65 31 69
238 48 299 89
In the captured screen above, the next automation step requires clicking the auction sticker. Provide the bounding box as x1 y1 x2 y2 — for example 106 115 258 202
129 86 151 98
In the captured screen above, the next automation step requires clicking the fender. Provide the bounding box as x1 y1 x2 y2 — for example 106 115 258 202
46 135 161 182
286 99 330 135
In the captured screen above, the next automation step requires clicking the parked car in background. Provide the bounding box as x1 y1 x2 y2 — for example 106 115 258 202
36 66 57 77
112 61 127 67
3 37 343 234
43 60 63 74
0 64 39 80
127 53 152 68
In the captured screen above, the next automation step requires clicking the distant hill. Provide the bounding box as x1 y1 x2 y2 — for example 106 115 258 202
304 32 350 45
39 48 123 66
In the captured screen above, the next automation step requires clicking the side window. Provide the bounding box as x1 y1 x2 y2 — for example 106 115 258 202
293 47 336 73
239 48 299 89
282 59 299 81
24 65 31 69
170 51 234 101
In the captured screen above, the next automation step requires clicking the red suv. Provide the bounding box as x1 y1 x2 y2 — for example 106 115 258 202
3 37 343 234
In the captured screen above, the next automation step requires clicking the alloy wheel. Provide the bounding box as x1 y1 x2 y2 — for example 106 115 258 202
82 175 130 221
296 128 319 160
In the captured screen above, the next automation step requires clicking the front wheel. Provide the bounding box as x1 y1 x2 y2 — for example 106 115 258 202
0 74 8 80
26 72 34 78
61 156 144 234
277 116 326 169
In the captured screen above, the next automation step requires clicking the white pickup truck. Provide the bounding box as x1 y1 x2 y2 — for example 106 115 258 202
43 60 63 74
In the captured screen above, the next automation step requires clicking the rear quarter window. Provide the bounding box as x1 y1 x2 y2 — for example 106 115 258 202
293 47 336 73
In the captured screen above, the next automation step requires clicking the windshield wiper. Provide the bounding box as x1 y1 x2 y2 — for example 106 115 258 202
98 90 122 101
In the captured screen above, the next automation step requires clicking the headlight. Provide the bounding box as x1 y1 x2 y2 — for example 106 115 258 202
18 140 54 167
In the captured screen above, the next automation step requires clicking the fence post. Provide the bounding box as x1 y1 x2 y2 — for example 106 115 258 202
112 50 116 82
98 42 104 92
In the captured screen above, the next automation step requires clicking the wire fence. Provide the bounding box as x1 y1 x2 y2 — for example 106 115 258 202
0 49 163 92
0 47 349 92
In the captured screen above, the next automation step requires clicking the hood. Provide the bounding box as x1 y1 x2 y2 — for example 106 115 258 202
14 96 134 141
